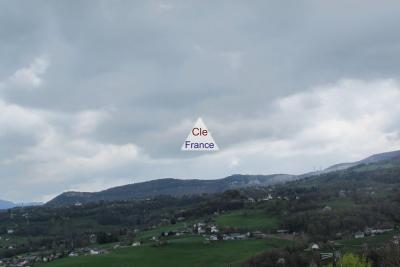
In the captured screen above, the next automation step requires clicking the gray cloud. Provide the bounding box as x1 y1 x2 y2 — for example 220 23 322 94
1 1 400 202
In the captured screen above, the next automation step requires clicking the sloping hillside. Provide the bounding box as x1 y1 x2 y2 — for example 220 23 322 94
47 174 295 206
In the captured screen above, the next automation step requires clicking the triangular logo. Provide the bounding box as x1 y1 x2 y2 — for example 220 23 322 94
181 117 219 151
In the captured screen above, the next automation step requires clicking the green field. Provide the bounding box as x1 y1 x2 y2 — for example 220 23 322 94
0 235 27 246
338 231 397 247
41 237 290 267
215 209 279 230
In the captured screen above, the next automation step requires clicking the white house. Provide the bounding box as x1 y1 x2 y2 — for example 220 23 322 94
132 241 141 247
263 194 273 201
311 243 320 250
198 226 206 234
211 226 219 234
247 197 256 203
355 231 365 239
90 249 99 255
209 235 218 241
322 206 332 212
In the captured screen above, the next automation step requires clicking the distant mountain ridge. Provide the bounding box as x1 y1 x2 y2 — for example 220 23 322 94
323 150 400 172
47 174 295 206
47 149 400 207
0 200 43 210
0 199 16 210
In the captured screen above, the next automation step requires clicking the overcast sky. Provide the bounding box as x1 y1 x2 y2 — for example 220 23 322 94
1 1 400 202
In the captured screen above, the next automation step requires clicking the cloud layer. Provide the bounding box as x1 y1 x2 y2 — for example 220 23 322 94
1 1 400 202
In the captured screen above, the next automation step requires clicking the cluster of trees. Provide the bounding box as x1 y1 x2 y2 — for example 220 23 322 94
254 165 400 241
368 244 400 267
179 190 246 218
242 247 311 267
325 253 371 267
244 250 377 267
